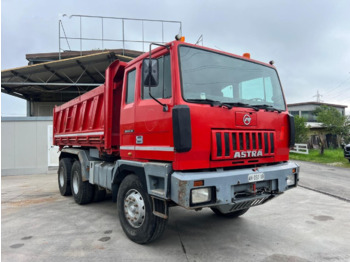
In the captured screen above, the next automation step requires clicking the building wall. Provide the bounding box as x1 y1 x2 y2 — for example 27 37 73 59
288 104 345 116
29 101 64 117
1 117 56 175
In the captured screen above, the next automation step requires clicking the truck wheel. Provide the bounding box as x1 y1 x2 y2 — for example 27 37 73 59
93 186 106 202
71 160 94 205
58 158 72 196
211 207 249 218
117 174 167 244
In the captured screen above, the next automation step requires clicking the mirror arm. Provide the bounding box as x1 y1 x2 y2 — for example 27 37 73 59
148 43 170 112
148 89 168 112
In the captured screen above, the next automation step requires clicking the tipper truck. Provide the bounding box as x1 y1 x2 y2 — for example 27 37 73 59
53 37 299 244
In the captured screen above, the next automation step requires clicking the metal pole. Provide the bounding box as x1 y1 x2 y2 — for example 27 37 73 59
102 18 104 49
162 21 164 43
122 19 125 55
142 20 144 52
58 20 61 60
80 16 82 56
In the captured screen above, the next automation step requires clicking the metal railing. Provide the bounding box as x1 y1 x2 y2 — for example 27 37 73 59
58 14 182 59
290 143 309 154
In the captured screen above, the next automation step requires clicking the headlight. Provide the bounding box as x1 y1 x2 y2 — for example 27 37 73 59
191 188 211 204
286 174 296 186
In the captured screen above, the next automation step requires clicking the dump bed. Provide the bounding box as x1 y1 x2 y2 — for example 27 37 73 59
53 60 126 155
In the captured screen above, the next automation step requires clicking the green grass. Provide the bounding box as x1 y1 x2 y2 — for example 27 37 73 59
289 148 350 168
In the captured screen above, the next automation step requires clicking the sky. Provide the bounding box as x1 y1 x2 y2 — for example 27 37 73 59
1 0 350 116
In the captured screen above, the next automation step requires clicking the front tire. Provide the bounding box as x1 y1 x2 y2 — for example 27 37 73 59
117 174 167 244
58 158 72 196
71 160 94 205
211 207 249 218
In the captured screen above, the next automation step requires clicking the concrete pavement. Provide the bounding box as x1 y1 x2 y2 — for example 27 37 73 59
296 160 350 201
1 163 350 262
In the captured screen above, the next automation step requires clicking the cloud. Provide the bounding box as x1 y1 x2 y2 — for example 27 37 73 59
1 0 350 114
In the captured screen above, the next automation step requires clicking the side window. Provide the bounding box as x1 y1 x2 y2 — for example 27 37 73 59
126 69 136 104
142 54 171 99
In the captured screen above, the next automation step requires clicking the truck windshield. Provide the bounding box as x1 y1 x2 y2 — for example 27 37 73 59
179 46 286 111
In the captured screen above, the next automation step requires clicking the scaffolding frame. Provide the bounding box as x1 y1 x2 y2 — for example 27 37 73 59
58 14 182 59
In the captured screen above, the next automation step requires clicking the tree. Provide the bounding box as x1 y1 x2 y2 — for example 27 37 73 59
294 115 309 143
343 115 350 144
315 105 349 154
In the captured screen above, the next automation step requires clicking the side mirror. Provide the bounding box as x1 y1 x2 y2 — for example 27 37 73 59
143 58 159 87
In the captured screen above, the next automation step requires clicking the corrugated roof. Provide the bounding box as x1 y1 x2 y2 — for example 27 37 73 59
287 102 347 108
25 49 143 64
1 50 141 102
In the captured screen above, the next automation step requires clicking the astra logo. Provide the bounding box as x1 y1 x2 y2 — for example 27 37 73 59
243 114 251 125
234 150 263 158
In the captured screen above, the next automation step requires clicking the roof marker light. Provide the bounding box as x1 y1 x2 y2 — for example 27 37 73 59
243 53 251 59
175 34 186 42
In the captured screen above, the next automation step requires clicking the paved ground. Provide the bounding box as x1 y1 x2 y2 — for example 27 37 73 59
295 160 350 201
2 162 350 262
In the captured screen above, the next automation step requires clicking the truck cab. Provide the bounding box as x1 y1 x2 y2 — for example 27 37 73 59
120 41 293 168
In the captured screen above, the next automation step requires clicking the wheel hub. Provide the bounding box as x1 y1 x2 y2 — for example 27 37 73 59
72 171 79 194
59 168 64 187
124 189 146 228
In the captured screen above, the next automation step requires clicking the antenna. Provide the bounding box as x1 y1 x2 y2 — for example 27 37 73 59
195 35 203 45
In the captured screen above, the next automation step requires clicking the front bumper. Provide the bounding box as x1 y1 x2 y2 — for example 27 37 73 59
171 161 299 209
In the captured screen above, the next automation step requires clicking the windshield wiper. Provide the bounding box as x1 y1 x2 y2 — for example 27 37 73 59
226 102 259 111
251 104 282 113
186 99 232 109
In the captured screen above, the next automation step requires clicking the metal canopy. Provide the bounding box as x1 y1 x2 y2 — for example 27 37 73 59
1 50 142 102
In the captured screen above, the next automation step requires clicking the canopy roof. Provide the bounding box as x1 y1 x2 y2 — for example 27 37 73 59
1 49 142 102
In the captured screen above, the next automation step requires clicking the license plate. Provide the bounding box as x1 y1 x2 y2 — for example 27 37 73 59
248 173 265 182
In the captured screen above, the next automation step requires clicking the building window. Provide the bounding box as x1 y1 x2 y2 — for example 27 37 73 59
290 111 299 117
301 111 317 122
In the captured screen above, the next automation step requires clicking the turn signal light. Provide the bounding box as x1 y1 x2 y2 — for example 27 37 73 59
194 180 204 187
180 36 185 42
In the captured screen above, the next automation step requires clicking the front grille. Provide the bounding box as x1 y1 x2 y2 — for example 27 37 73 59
212 130 275 160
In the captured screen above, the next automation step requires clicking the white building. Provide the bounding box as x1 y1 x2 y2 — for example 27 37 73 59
288 102 348 148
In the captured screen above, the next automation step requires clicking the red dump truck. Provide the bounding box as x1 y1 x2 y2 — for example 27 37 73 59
53 38 299 244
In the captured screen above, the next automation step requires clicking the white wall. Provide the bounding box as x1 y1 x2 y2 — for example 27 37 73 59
288 104 345 115
1 117 55 175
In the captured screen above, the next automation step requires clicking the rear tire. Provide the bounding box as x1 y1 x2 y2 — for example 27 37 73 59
211 207 249 218
117 174 167 244
71 160 94 205
58 158 72 196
